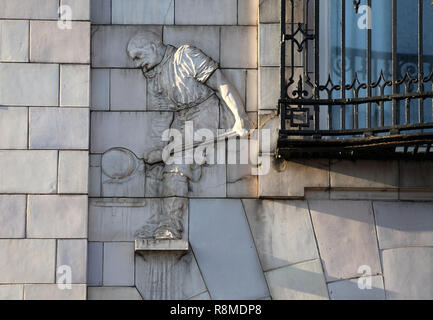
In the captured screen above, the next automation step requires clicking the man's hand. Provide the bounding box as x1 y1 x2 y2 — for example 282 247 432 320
144 148 163 164
233 117 252 138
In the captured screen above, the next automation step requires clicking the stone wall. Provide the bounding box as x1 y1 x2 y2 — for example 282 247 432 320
0 0 90 299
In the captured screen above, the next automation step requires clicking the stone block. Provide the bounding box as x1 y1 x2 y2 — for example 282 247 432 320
0 195 26 238
0 63 59 106
238 0 259 25
24 284 86 300
91 0 111 24
87 242 103 286
57 240 87 284
103 242 135 286
0 20 29 62
27 195 88 238
265 260 329 300
0 239 55 284
92 25 162 68
61 0 90 20
374 201 433 249
112 0 174 24
259 0 304 24
0 151 57 194
89 166 102 197
29 107 89 150
0 107 28 149
246 69 258 112
30 21 90 63
59 151 89 194
259 159 329 198
135 251 207 300
221 26 257 68
89 198 162 242
330 160 399 190
190 199 269 300
0 285 23 300
382 248 433 300
0 0 59 19
164 26 220 63
309 200 382 282
60 65 90 107
91 69 110 110
328 276 385 300
243 200 318 271
110 69 147 111
91 111 172 157
189 291 211 300
175 0 237 25
399 160 433 189
258 67 279 110
88 287 142 300
189 165 227 198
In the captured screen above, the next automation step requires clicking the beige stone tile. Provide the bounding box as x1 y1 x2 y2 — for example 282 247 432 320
0 107 28 149
0 151 57 194
0 63 59 107
59 151 89 194
0 0 59 19
57 240 87 284
238 0 259 25
27 195 88 238
265 260 329 300
30 21 90 63
0 195 26 238
0 239 55 284
0 285 24 300
60 65 90 107
61 0 90 20
309 200 381 282
24 284 86 300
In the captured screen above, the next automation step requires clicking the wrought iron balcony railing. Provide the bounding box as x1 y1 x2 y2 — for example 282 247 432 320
278 0 433 159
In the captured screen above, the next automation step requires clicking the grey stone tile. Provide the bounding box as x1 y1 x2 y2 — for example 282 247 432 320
382 248 433 300
110 69 147 111
328 276 385 300
0 195 26 238
0 107 28 149
221 26 257 68
265 260 329 300
112 0 174 24
29 107 89 150
92 25 162 68
374 201 433 249
57 240 87 284
24 284 86 300
60 65 90 107
0 63 59 106
91 111 172 157
309 200 382 282
175 0 237 25
27 195 88 238
30 21 90 63
0 151 57 194
135 251 207 300
91 0 111 24
164 26 220 63
61 0 90 20
238 0 258 25
88 287 142 300
243 200 318 271
0 239 55 284
103 242 135 286
58 151 89 194
190 199 269 300
0 0 59 19
330 160 399 189
91 69 110 111
400 160 433 189
0 20 29 62
87 242 103 286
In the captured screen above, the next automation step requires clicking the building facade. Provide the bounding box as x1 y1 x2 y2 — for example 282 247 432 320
0 0 432 300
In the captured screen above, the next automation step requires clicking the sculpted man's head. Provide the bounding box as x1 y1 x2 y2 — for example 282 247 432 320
127 31 166 72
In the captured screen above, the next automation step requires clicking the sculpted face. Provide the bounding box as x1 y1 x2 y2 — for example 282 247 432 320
128 43 160 72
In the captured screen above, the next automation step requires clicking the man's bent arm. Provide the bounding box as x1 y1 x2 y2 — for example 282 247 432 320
206 69 251 137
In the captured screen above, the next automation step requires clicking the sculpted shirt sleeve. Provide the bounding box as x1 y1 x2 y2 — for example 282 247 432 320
176 45 219 83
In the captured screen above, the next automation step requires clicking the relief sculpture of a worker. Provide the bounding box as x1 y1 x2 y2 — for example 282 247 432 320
126 31 251 240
